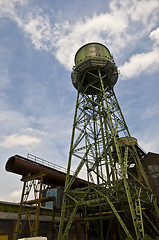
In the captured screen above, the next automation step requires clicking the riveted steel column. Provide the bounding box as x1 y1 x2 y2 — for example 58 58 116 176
98 69 140 239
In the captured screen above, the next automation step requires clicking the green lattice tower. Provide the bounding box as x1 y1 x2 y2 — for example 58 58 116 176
58 43 159 240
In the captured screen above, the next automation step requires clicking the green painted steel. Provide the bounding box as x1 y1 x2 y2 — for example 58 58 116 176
58 43 159 240
74 42 112 67
72 42 118 95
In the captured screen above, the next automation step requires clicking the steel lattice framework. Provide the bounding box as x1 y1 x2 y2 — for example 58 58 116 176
58 43 159 240
13 173 46 240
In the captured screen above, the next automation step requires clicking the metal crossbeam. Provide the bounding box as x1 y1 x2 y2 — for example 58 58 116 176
58 65 159 240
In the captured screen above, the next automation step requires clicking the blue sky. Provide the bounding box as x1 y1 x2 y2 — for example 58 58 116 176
0 0 159 202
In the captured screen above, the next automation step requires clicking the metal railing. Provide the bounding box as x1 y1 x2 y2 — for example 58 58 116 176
27 153 74 175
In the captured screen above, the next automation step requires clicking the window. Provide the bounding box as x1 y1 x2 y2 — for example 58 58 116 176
148 164 159 193
45 188 57 208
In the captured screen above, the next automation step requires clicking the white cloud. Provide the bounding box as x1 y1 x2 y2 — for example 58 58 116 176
128 0 159 23
0 109 72 162
0 0 27 18
0 0 159 73
53 0 159 70
0 0 52 50
119 27 159 79
1 190 21 202
0 134 41 148
0 185 41 202
54 10 128 69
22 128 47 136
150 27 159 45
23 14 53 51
0 111 44 149
0 110 35 132
138 133 159 154
0 45 13 89
119 47 159 79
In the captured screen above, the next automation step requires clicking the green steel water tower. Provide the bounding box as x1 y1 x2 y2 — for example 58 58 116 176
58 43 159 240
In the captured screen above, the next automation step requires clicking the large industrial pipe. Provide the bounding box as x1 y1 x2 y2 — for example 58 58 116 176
53 214 114 225
5 155 88 189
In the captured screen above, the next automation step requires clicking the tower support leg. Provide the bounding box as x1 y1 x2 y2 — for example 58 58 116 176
58 68 159 240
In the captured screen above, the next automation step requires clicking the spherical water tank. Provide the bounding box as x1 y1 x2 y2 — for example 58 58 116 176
74 42 112 67
71 43 118 95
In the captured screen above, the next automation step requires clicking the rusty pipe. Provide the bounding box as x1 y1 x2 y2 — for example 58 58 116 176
5 155 88 189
